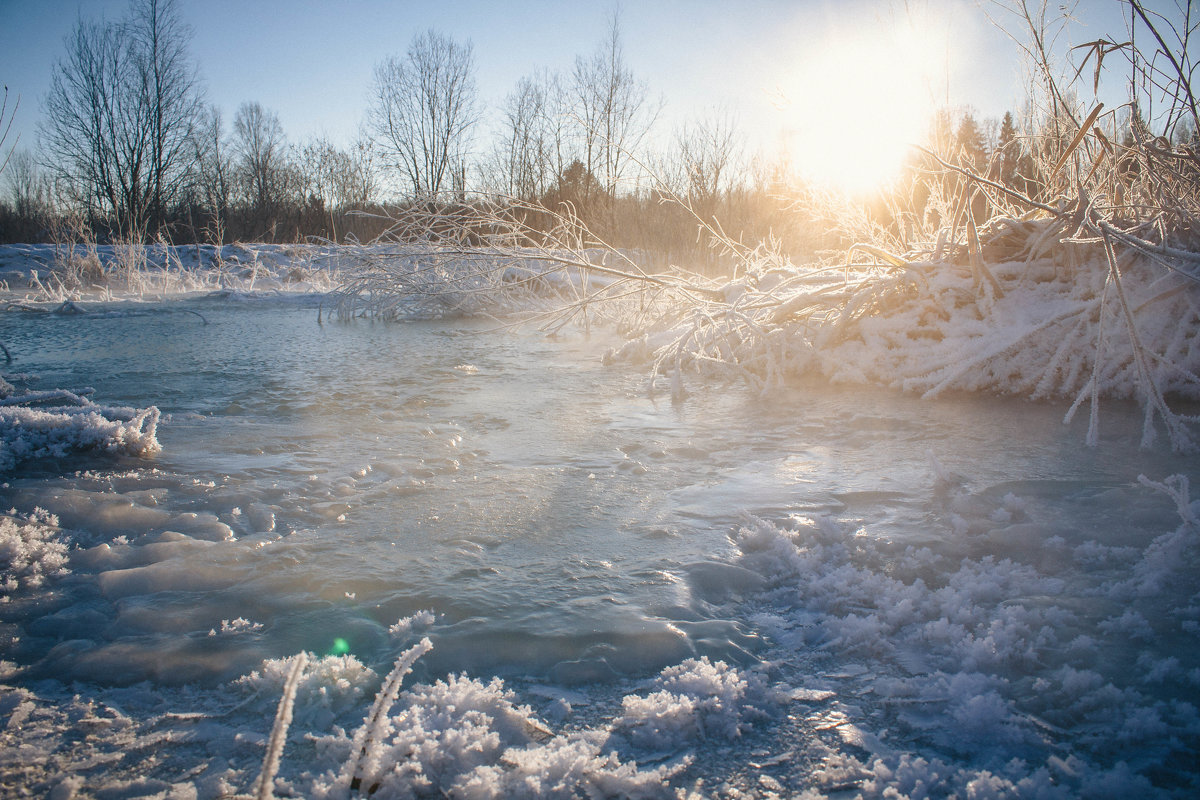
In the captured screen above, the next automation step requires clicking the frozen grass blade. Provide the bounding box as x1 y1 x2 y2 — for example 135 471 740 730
255 651 307 800
1100 228 1193 450
1049 102 1104 177
847 242 907 268
342 636 433 797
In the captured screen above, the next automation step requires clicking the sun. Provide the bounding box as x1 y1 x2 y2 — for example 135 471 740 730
777 18 946 195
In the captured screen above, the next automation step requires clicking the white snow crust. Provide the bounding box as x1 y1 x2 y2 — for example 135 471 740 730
0 403 161 474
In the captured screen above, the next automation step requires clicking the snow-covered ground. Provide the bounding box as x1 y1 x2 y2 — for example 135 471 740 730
0 244 1198 798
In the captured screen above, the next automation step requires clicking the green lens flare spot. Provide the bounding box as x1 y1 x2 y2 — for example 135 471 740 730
329 637 351 655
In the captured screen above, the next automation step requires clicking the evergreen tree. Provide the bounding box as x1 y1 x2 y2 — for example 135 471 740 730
955 112 988 171
996 112 1020 188
542 158 603 218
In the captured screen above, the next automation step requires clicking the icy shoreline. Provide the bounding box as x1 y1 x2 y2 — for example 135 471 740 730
0 244 1197 797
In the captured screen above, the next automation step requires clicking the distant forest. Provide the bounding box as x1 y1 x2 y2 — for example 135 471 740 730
1 0 1193 271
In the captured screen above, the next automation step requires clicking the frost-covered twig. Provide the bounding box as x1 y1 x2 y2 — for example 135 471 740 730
0 388 95 407
1100 228 1194 450
1138 473 1198 528
330 195 720 325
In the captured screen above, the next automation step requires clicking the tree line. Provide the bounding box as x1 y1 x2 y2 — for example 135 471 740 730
2 0 1178 269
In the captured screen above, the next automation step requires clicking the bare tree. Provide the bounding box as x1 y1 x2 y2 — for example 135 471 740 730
672 110 742 220
42 17 143 236
299 135 376 211
487 71 558 200
297 134 378 240
5 149 52 221
0 86 17 177
344 136 380 208
192 104 232 242
570 12 660 205
39 0 202 239
367 29 479 198
232 101 294 230
134 0 204 229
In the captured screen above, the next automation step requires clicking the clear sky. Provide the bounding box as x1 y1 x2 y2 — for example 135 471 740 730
0 0 1163 189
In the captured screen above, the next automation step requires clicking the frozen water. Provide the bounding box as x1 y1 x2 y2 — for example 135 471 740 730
0 298 1198 797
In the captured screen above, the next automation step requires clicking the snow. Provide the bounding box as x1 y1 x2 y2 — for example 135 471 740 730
296 638 712 800
0 359 161 475
0 403 161 474
613 657 769 751
718 481 1200 796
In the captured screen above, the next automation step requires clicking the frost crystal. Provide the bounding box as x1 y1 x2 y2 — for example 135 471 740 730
0 509 68 598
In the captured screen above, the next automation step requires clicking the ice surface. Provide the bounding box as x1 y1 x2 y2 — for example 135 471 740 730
5 449 1192 795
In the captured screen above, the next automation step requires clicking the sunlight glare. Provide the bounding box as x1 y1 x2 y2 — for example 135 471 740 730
779 15 947 195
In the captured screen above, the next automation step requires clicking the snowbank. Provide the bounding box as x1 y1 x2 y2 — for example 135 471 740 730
606 240 1200 450
0 242 342 302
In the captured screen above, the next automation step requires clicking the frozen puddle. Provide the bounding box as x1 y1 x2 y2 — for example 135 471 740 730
1 302 1198 797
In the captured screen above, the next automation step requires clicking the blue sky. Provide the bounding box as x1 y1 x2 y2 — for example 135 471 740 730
0 0 1155 169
